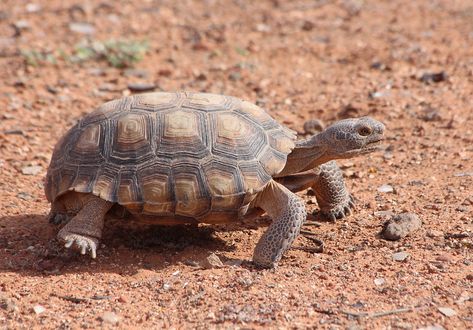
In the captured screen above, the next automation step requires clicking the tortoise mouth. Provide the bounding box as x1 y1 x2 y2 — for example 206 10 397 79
362 138 384 153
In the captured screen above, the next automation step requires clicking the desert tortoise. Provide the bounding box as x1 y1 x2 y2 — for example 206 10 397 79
45 92 385 267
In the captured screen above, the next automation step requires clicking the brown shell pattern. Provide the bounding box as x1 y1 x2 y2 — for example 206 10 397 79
45 92 296 221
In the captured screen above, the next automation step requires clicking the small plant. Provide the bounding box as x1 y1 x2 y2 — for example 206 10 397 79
20 49 57 66
70 39 149 68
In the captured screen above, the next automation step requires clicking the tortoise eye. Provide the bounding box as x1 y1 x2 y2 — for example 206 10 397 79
357 125 372 136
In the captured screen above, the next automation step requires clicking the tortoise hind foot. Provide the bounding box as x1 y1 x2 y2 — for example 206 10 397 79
47 211 70 225
57 194 112 258
58 230 99 258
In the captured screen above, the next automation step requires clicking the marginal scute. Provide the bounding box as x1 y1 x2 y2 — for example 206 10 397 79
268 129 296 154
46 92 297 223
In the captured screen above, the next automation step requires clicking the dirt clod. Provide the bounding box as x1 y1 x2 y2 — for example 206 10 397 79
381 213 422 241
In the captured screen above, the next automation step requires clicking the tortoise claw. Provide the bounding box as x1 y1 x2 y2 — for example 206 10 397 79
59 230 98 259
313 194 356 222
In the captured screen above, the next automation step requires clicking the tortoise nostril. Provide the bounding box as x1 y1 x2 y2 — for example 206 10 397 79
357 125 372 136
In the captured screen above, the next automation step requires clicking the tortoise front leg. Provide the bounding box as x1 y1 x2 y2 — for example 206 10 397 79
57 195 113 258
276 161 354 222
251 181 307 268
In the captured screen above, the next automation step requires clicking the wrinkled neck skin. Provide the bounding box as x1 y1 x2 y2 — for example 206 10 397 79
276 133 332 177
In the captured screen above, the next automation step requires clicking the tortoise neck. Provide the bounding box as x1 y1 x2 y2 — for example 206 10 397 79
276 134 330 177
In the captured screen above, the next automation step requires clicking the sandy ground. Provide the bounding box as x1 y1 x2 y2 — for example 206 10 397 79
0 0 472 328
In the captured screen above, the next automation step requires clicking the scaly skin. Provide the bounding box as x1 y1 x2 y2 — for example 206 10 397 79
251 180 306 268
276 117 385 221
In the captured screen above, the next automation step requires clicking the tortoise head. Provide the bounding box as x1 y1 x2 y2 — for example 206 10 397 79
319 116 385 159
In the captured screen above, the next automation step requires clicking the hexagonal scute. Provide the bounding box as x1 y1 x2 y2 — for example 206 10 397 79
238 160 272 193
109 113 155 164
202 158 246 210
182 92 236 112
236 100 279 130
211 112 267 161
138 162 175 215
158 110 210 159
132 92 179 112
172 162 211 218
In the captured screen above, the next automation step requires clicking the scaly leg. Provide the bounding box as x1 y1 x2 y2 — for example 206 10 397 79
57 194 112 258
251 181 307 268
276 161 354 221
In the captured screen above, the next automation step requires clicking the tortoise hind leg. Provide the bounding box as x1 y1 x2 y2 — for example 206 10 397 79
57 194 113 258
251 181 306 268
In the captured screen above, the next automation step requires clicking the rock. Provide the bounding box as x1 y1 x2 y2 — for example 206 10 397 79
69 22 95 35
301 20 315 31
437 307 456 317
100 311 120 324
420 71 447 83
17 192 34 201
418 325 445 330
377 184 394 193
32 305 45 314
123 69 149 78
0 294 18 312
26 3 42 13
127 82 156 93
392 251 409 261
202 253 224 269
21 165 42 175
374 278 385 286
380 213 422 241
427 230 443 238
303 119 325 134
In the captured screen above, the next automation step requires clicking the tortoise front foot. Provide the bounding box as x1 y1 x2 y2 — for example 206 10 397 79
58 229 99 258
314 194 355 222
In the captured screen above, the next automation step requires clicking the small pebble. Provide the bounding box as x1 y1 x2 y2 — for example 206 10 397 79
381 213 422 241
377 184 394 193
374 278 385 286
437 307 456 317
21 165 42 175
100 311 120 324
420 71 447 83
418 325 445 330
202 253 224 269
69 22 96 35
32 305 45 315
392 251 409 261
162 283 171 291
127 82 156 93
303 119 325 134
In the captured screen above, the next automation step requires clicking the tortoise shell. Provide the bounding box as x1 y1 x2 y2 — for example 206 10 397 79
45 92 296 222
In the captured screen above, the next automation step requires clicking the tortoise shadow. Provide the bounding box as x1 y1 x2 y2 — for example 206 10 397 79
0 213 267 277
